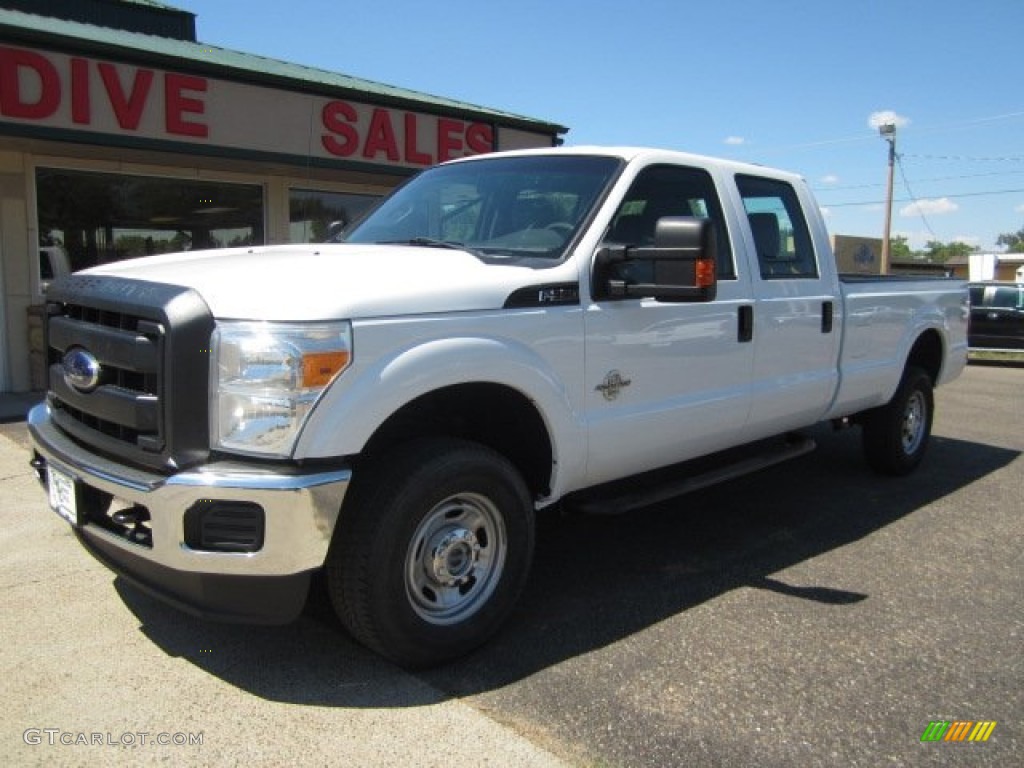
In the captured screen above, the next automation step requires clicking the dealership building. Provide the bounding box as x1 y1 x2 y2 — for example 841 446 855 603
0 0 565 393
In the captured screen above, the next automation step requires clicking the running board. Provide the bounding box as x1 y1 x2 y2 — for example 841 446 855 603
571 434 816 515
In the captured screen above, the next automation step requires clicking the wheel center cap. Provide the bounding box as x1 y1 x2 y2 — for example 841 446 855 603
429 528 480 585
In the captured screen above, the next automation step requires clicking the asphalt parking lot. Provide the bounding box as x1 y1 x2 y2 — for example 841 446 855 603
2 363 1021 767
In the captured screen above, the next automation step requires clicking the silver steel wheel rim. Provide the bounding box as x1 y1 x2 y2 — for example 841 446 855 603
405 492 508 625
901 390 927 454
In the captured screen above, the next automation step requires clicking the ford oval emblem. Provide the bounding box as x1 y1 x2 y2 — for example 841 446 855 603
62 347 102 393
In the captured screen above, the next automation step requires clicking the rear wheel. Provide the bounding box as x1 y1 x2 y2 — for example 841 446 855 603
326 438 534 668
862 366 934 476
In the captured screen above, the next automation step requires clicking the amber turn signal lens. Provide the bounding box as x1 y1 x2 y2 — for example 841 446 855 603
696 258 716 288
302 351 350 388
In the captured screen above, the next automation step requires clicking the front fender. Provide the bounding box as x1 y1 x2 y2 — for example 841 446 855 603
293 323 587 501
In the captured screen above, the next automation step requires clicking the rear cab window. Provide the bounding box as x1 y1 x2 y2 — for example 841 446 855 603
736 175 818 280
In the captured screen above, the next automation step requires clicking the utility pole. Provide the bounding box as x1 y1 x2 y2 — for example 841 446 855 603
879 123 896 275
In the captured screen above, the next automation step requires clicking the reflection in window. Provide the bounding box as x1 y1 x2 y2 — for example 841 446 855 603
344 155 620 260
36 168 264 272
736 174 818 280
289 189 380 243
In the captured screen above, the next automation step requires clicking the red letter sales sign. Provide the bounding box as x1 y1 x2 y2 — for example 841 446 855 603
0 44 497 168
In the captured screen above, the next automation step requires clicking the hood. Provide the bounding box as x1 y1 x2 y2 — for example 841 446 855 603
81 243 566 320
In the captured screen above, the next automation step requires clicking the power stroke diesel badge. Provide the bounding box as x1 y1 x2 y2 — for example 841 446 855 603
596 370 632 401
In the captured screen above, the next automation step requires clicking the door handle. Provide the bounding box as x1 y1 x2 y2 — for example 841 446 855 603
822 301 834 334
738 305 753 342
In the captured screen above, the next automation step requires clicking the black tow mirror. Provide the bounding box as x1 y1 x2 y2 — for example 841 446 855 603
595 216 717 302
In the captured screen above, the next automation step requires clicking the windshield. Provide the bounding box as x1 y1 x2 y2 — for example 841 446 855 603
342 155 622 260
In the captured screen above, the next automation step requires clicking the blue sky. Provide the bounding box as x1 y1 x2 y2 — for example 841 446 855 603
175 0 1023 252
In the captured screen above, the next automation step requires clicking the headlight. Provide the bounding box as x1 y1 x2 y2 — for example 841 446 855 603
210 321 352 457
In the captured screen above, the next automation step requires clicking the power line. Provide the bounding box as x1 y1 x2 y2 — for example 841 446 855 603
822 188 1024 208
907 110 1024 137
896 153 938 240
902 153 1024 163
738 110 1024 154
813 168 1024 192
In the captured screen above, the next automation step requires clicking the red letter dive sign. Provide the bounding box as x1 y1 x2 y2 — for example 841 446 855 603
0 48 60 118
0 45 208 137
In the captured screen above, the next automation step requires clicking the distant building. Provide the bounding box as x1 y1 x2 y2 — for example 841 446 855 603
830 235 952 277
945 253 1024 282
0 0 565 392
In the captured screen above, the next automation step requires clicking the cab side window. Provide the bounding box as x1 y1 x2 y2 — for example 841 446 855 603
604 165 735 280
736 174 818 279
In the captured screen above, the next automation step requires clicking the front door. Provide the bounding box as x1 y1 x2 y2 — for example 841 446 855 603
584 163 754 487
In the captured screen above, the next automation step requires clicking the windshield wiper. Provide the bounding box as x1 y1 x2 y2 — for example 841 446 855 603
377 237 460 249
377 237 487 259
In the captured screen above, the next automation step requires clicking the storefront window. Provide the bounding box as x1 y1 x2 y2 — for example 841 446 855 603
36 168 264 272
289 188 380 243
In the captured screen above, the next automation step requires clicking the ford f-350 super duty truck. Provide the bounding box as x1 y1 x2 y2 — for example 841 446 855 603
29 147 967 667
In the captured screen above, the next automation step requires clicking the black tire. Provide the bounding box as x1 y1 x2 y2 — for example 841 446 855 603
326 438 534 668
862 366 934 476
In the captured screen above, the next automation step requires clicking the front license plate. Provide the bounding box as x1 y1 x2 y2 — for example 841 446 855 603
47 466 81 527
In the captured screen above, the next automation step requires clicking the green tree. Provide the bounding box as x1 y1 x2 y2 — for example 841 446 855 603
996 227 1024 253
890 235 913 260
924 240 975 263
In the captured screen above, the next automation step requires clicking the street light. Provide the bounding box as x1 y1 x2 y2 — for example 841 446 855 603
879 123 896 275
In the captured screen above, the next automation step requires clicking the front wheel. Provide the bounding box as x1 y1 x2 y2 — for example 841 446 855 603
861 366 934 476
326 438 534 668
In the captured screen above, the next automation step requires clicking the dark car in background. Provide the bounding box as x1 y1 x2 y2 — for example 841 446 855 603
968 282 1024 349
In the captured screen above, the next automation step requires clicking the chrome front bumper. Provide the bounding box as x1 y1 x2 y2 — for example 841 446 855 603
27 403 351 622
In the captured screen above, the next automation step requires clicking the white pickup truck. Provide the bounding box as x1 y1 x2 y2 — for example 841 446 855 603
29 147 967 667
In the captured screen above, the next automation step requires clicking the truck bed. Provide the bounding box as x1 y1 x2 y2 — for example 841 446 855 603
826 276 968 419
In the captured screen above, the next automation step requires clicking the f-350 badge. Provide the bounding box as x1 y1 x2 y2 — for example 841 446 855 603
596 370 632 401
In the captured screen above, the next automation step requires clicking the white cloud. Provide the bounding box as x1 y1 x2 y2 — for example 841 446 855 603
819 206 833 218
1015 203 1024 214
868 110 911 130
724 136 745 145
820 174 840 185
899 198 958 217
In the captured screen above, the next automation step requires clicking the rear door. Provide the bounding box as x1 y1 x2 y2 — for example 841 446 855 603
735 174 842 437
